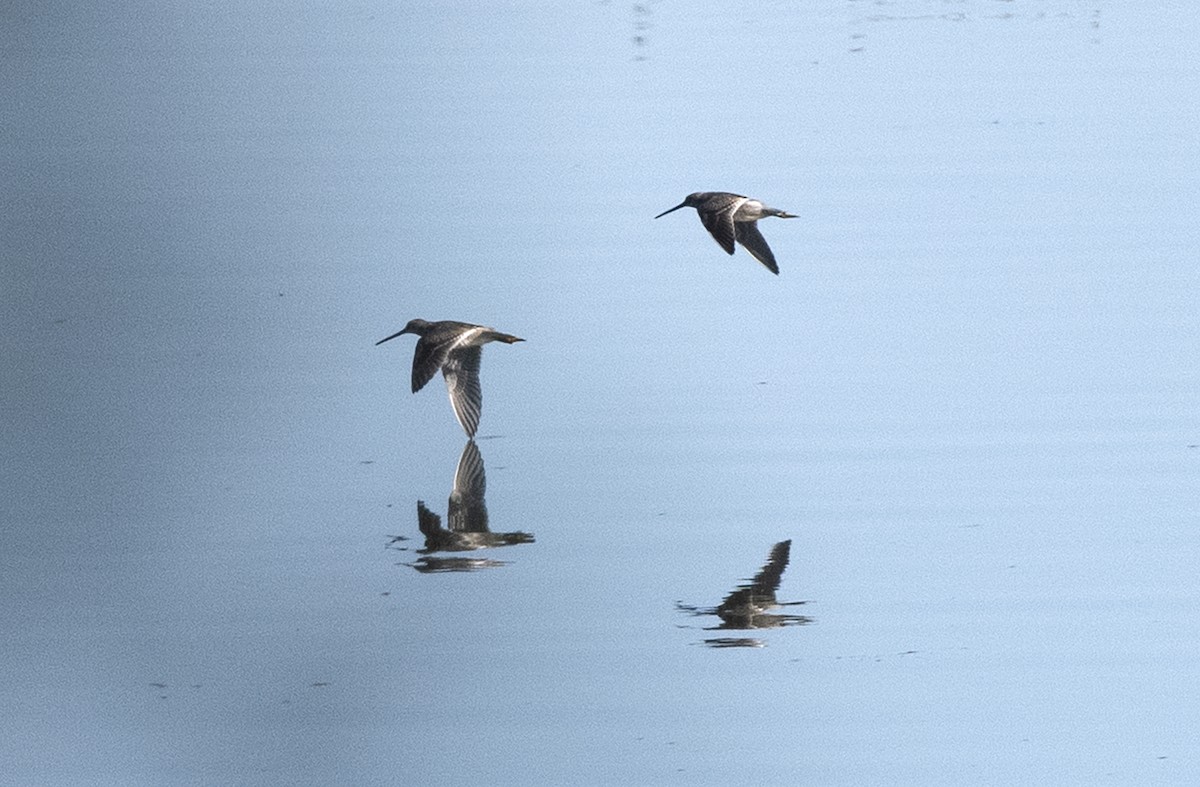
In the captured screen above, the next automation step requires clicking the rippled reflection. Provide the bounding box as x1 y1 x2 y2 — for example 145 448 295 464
678 539 811 648
394 440 535 573
410 556 511 574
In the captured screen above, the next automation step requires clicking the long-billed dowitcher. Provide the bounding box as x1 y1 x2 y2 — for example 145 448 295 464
655 191 796 275
376 319 524 438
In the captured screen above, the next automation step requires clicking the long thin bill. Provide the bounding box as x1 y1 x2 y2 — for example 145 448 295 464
375 329 407 346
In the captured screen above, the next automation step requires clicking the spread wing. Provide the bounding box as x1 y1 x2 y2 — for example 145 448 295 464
442 345 483 438
698 199 739 255
411 336 451 393
734 221 780 274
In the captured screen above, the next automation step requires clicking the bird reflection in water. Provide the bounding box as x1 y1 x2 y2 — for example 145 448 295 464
677 539 811 648
391 440 535 573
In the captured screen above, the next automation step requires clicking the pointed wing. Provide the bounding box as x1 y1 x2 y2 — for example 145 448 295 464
411 336 452 393
448 440 489 532
417 500 443 538
734 221 779 274
717 540 791 616
442 345 483 438
698 199 739 255
748 540 791 594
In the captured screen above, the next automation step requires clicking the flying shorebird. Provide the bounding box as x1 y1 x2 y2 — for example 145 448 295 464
375 319 524 438
655 191 797 275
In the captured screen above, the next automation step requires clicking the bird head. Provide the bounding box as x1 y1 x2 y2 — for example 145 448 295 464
375 318 428 346
654 192 706 219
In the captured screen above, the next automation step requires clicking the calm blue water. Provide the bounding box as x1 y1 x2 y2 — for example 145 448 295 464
3 1 1198 784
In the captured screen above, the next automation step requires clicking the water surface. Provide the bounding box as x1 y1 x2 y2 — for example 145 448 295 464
2 1 1198 783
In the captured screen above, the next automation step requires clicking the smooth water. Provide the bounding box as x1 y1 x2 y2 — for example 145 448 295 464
3 1 1198 784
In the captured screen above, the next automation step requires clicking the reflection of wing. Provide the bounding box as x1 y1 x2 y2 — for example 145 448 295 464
748 539 790 593
452 440 487 498
417 500 443 538
716 540 791 623
734 221 779 274
698 198 739 255
442 346 483 438
417 499 476 552
448 440 489 532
